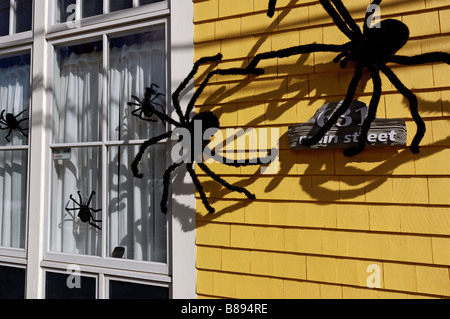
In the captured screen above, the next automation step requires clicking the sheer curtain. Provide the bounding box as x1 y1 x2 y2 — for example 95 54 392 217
108 36 167 262
0 60 30 249
51 33 167 262
51 46 103 256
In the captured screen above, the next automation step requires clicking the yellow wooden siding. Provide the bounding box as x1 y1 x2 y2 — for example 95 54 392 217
193 0 450 298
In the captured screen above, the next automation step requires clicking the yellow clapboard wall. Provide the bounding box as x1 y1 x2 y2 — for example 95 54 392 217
193 0 450 298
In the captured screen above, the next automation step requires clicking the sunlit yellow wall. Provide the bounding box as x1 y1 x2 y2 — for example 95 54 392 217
193 0 450 298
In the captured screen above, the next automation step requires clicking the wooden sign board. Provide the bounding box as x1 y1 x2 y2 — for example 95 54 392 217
288 100 407 150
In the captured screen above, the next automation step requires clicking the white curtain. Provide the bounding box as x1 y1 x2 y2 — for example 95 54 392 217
108 38 166 262
0 62 30 249
51 36 167 262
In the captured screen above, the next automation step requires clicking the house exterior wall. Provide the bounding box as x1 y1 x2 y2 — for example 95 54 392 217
193 0 450 298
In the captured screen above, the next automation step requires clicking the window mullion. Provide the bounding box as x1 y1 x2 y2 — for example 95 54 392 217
9 0 15 34
101 33 108 259
103 0 108 14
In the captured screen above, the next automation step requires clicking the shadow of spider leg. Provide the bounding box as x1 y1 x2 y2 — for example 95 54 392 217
302 62 366 147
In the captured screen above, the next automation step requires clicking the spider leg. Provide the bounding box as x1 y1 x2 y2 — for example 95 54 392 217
330 0 362 36
173 53 223 125
344 66 382 157
364 0 383 32
302 62 365 146
132 131 172 178
77 191 84 206
186 162 215 214
185 67 265 120
14 109 28 118
88 221 101 230
65 207 80 211
86 191 96 206
160 162 182 214
387 53 450 66
267 0 277 17
379 64 424 154
208 148 276 167
198 162 256 200
246 43 345 71
69 194 82 207
319 0 357 40
5 129 12 142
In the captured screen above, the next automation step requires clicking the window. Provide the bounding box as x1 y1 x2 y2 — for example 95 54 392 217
55 0 165 23
0 52 31 251
0 0 33 36
0 0 195 299
0 265 26 298
49 24 168 269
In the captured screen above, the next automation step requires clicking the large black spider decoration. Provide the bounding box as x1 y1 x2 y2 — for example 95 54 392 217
131 54 271 214
258 0 450 156
128 83 166 123
66 191 102 230
0 109 29 142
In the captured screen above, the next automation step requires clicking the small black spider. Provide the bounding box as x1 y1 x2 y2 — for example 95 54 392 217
255 0 450 156
0 109 29 142
131 54 271 214
128 83 165 123
66 191 102 230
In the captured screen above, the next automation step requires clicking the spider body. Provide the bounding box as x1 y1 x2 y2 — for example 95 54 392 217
66 191 102 230
128 83 165 122
131 54 272 214
0 109 29 142
259 0 450 156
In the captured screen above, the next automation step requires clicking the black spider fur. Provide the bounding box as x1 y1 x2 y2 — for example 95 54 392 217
131 54 272 214
128 83 166 123
257 0 450 156
66 191 102 230
0 109 28 142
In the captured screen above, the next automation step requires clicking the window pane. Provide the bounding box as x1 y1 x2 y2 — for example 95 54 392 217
82 0 102 18
0 150 28 249
0 266 26 299
51 147 102 256
16 0 33 33
109 0 132 12
45 272 96 299
109 29 166 141
53 41 103 144
0 54 31 147
108 144 166 263
0 0 9 36
56 0 76 24
140 0 164 5
109 280 168 299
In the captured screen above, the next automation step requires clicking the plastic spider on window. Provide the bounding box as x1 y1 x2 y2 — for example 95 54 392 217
131 54 272 214
0 109 29 142
258 0 450 156
65 191 102 230
128 83 166 123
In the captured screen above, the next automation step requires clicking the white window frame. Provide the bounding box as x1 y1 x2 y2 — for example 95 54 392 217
0 44 33 263
25 0 196 299
44 19 171 275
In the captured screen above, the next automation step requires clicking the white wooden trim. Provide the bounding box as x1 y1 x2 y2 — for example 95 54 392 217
25 0 48 299
169 0 196 300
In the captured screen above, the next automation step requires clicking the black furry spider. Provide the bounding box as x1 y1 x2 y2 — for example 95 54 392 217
0 109 29 142
128 83 165 123
66 191 102 230
131 54 271 214
260 0 450 156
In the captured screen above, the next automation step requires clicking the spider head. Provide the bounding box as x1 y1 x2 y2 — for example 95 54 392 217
362 19 409 62
77 207 92 223
191 111 220 146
